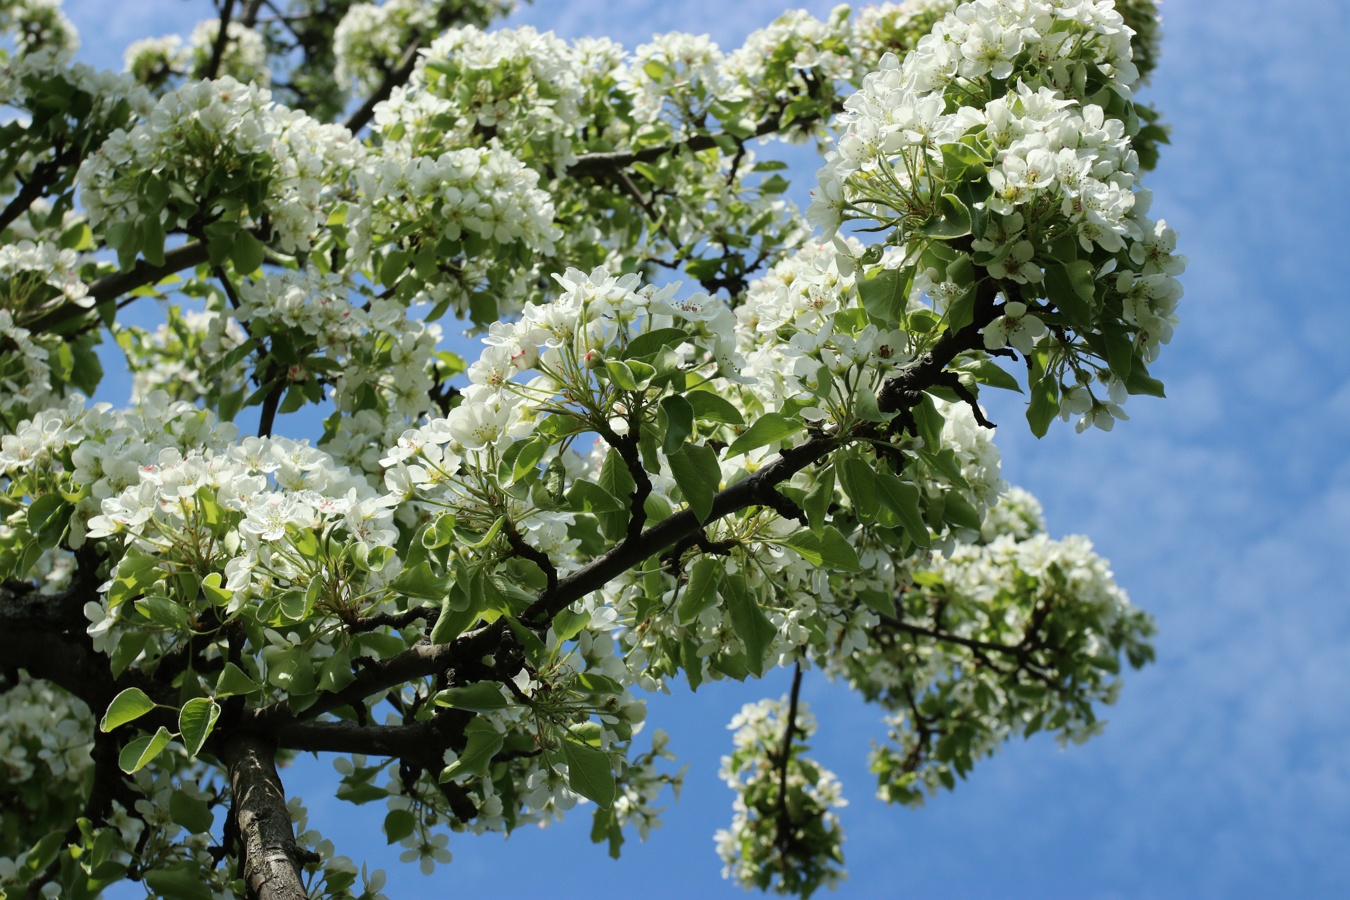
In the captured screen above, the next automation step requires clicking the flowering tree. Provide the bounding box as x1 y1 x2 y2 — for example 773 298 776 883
0 0 1185 897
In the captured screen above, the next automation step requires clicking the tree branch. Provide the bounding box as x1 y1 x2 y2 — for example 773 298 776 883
26 239 214 334
343 39 423 135
271 708 469 766
249 303 1006 731
222 733 318 900
773 663 804 855
567 112 820 180
204 0 239 82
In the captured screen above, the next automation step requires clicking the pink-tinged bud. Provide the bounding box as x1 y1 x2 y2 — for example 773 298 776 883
583 349 605 369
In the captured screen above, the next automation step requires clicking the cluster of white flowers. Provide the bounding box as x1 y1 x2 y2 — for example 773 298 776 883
737 239 910 419
232 266 443 428
0 238 86 307
0 672 90 788
715 697 847 895
87 433 393 595
619 32 730 127
187 18 269 85
117 306 248 404
0 0 76 56
851 490 1151 805
77 76 362 254
806 0 1185 434
353 144 560 261
0 310 54 421
335 0 439 93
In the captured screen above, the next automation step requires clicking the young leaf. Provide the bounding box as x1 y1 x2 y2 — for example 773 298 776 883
434 683 510 713
562 738 616 809
726 413 802 458
215 662 261 697
685 390 744 424
119 726 173 774
875 472 932 548
721 574 776 677
101 687 156 732
440 718 505 782
169 791 214 835
676 557 722 624
668 442 721 522
178 697 221 758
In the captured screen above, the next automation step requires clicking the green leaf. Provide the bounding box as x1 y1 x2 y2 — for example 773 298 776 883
510 438 549 485
201 572 232 606
803 468 835 533
912 394 944 453
943 491 984 531
1045 260 1096 326
434 682 509 713
1026 374 1059 438
858 266 912 326
118 726 172 774
100 687 155 732
231 230 266 274
605 359 639 391
660 395 694 456
624 327 690 360
963 358 1022 393
918 193 972 238
178 697 220 758
668 443 721 522
266 649 317 696
384 809 417 845
596 449 635 542
552 607 591 642
440 718 504 782
875 472 931 548
215 662 261 697
169 791 214 834
568 479 626 513
676 557 722 624
685 390 744 424
27 492 69 549
136 595 191 630
1125 363 1166 398
785 526 861 572
562 738 616 809
721 573 776 677
1102 327 1135 382
429 594 478 645
391 561 449 601
726 412 802 458
836 453 880 523
144 863 215 900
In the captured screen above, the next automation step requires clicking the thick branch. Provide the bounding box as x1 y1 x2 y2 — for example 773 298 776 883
222 733 317 900
272 708 469 766
26 239 213 333
343 39 423 135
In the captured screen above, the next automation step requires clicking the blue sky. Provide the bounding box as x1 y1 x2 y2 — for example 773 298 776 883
57 0 1350 897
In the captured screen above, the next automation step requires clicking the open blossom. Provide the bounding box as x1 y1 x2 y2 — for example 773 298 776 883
983 301 1047 353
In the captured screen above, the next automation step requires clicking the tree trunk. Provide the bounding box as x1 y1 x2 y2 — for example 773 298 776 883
221 733 313 900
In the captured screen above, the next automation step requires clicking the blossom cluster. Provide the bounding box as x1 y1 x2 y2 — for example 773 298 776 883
123 17 270 90
842 487 1155 806
809 0 1186 431
77 76 362 255
715 697 847 897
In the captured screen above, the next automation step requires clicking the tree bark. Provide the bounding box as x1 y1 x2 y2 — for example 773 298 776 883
221 733 314 900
